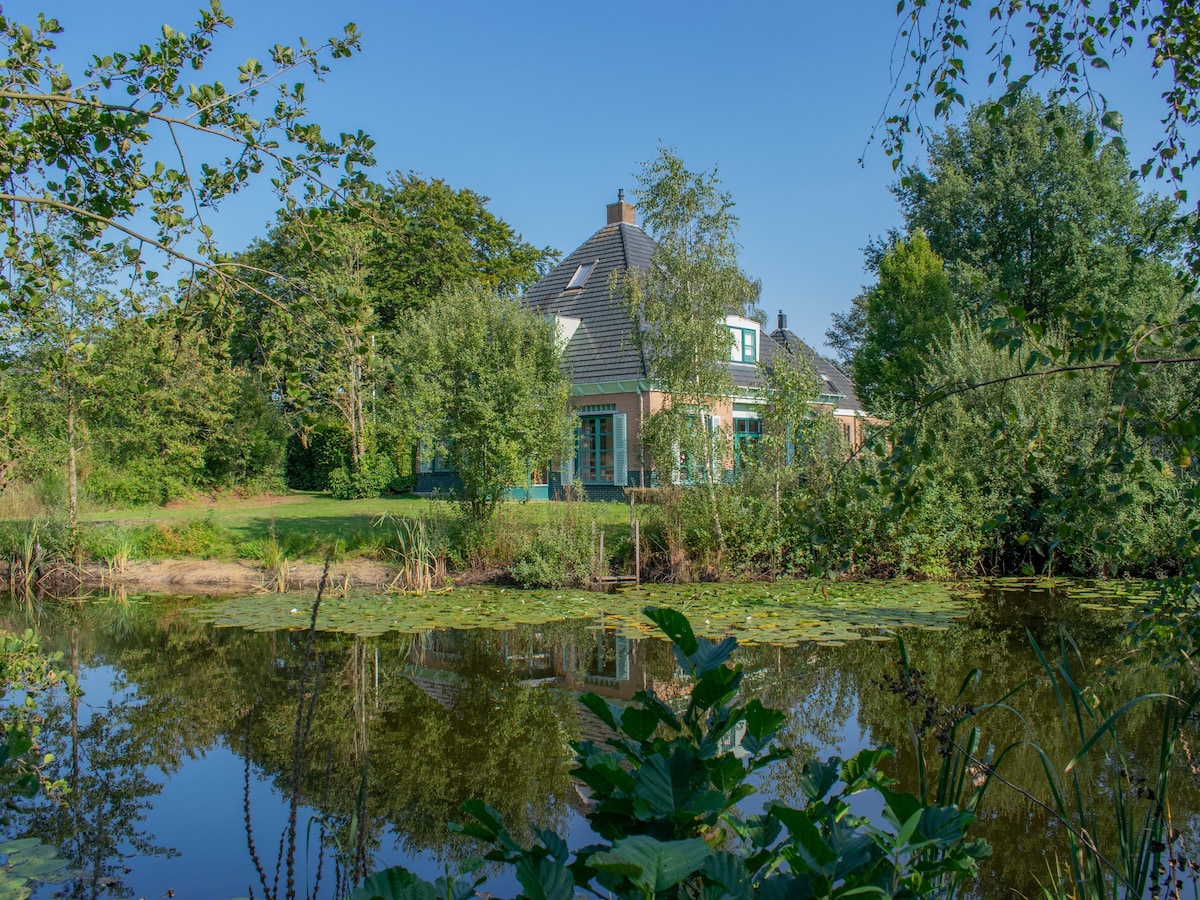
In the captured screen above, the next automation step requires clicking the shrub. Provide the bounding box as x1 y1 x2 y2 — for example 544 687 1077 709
133 515 236 559
328 455 397 500
509 523 595 588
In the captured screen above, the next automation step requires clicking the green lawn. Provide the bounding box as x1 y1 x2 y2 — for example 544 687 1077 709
77 492 632 561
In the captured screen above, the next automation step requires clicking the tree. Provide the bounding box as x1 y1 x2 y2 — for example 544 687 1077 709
0 6 372 284
366 173 557 326
620 147 760 555
233 176 556 489
828 230 954 415
880 0 1200 223
85 313 281 505
1 225 133 527
406 285 571 521
236 206 381 474
895 96 1183 323
0 6 372 500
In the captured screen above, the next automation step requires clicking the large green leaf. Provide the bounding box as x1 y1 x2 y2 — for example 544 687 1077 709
689 637 739 676
578 692 619 731
795 757 841 803
702 851 753 900
619 705 662 742
630 754 676 816
515 856 574 900
771 807 837 873
590 835 711 892
644 607 698 655
690 665 740 713
350 866 438 900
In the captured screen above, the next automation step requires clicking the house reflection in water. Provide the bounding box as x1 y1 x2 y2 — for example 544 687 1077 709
404 624 686 747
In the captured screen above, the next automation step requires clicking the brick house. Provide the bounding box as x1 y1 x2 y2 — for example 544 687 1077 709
516 194 870 501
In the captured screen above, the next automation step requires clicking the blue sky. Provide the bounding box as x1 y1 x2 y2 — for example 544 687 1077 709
12 0 1184 353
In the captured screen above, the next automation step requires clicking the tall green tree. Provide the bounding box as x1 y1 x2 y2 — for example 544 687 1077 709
236 206 381 473
406 285 571 521
366 173 557 325
85 314 281 505
828 230 954 415
234 176 556 488
620 147 760 555
898 96 1184 323
2 225 133 526
0 6 371 501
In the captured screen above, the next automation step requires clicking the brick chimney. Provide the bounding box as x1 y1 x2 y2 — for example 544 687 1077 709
607 189 636 226
777 310 788 331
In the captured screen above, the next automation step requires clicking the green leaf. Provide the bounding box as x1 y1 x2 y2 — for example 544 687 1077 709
796 757 841 803
578 692 619 731
515 856 574 900
702 851 753 900
350 866 438 900
590 835 711 893
644 606 698 656
619 705 661 742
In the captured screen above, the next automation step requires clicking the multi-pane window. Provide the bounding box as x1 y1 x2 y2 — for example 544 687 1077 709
728 326 757 363
578 415 615 483
733 417 762 475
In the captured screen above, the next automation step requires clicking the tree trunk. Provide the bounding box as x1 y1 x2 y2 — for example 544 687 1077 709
67 388 78 530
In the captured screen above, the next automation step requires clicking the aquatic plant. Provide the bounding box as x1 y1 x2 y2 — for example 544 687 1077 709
1024 633 1200 900
375 514 443 593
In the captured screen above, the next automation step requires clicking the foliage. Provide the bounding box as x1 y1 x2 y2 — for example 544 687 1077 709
329 456 397 501
0 223 134 526
0 630 72 821
83 313 281 505
365 173 557 324
354 607 990 900
284 424 354 492
621 147 760 556
508 522 596 589
880 0 1200 222
1021 631 1200 900
893 96 1184 323
0 5 372 283
827 230 954 416
405 285 571 521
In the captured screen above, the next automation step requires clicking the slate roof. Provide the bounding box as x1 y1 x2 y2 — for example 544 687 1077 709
525 222 655 384
768 327 863 412
524 212 858 411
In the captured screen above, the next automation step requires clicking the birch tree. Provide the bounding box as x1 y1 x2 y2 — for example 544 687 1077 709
621 146 759 558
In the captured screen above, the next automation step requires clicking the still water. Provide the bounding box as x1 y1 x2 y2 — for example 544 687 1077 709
1 580 1193 899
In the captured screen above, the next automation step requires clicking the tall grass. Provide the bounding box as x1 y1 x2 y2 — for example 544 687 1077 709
1024 632 1200 900
375 515 444 593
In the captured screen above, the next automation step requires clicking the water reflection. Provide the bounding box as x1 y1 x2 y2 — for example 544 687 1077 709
0 581 1193 900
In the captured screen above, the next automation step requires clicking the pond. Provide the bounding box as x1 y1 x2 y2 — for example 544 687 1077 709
0 579 1193 900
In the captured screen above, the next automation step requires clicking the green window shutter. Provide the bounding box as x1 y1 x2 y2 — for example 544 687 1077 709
613 413 627 486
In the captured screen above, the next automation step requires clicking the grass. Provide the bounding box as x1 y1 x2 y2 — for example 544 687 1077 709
72 492 631 563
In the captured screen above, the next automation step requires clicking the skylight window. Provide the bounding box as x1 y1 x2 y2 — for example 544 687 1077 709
566 260 596 290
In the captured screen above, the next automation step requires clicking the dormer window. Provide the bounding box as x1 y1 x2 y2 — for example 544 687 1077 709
566 260 597 290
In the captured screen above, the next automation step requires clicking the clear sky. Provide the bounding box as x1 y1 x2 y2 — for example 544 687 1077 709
9 0 1184 353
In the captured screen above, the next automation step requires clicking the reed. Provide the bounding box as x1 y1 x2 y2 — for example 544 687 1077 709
1023 632 1200 900
374 513 443 594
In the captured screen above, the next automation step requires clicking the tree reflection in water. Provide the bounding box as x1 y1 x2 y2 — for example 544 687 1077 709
2 582 1195 900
